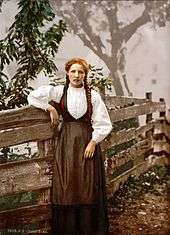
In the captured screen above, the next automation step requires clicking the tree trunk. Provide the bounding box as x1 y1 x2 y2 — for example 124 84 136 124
109 69 124 96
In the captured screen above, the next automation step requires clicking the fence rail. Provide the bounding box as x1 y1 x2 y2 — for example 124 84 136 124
0 92 169 233
0 157 51 197
101 122 154 149
105 96 149 107
108 101 165 122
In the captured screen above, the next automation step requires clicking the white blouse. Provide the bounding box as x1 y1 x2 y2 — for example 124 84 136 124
27 84 112 143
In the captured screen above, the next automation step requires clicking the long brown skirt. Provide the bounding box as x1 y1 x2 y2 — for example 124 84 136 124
52 122 109 234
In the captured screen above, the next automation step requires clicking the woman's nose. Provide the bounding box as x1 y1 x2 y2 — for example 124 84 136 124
75 71 79 77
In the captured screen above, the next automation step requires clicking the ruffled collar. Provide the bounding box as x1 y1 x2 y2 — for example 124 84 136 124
68 83 84 91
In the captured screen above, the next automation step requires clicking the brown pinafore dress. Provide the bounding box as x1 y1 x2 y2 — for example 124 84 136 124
51 86 109 235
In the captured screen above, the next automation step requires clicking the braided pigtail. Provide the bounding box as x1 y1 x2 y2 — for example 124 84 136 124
65 74 70 91
84 76 92 119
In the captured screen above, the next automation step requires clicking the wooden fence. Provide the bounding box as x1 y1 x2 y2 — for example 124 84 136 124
0 92 169 233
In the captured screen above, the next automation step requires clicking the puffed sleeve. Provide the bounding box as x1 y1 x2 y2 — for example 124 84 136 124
27 85 64 110
91 90 112 143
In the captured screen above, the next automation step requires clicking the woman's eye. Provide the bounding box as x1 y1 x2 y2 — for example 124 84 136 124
71 70 84 74
78 71 84 74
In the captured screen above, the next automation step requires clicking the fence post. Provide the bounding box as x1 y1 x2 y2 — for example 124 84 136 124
166 109 170 168
37 139 54 233
152 99 165 156
37 141 45 158
145 92 153 140
152 98 170 168
159 98 166 118
146 92 153 124
158 98 169 165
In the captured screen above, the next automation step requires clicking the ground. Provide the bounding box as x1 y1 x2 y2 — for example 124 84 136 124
108 171 170 235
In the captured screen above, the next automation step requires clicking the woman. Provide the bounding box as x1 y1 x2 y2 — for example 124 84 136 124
28 58 112 235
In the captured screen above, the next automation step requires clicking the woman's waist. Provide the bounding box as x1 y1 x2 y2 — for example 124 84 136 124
62 120 92 127
61 121 93 138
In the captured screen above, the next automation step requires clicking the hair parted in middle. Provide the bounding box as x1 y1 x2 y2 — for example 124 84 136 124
65 58 90 75
64 57 92 119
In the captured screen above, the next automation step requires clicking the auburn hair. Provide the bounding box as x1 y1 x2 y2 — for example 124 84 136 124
64 58 92 119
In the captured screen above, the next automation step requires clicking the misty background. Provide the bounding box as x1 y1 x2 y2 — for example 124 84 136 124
0 0 170 109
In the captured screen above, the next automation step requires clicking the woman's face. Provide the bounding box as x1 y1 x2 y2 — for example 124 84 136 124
67 63 86 88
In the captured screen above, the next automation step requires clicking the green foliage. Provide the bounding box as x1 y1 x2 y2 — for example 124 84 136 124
112 160 134 179
49 76 65 86
0 191 37 211
112 117 139 132
0 191 38 233
88 65 112 92
109 165 168 213
0 0 67 110
106 117 139 157
107 139 137 157
7 151 38 162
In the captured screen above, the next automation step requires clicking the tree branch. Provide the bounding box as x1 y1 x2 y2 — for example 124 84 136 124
52 1 109 63
102 1 119 55
75 1 106 54
78 32 109 63
122 8 150 42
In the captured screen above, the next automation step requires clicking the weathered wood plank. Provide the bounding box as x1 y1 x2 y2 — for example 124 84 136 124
105 96 148 108
0 123 56 148
153 139 170 154
36 189 51 232
107 156 166 196
0 157 52 196
101 122 154 149
108 101 166 122
37 141 46 158
37 189 51 205
154 121 170 139
0 204 51 229
0 106 49 130
106 139 152 175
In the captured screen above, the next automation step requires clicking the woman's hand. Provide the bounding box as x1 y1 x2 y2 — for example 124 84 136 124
47 104 60 125
84 140 96 159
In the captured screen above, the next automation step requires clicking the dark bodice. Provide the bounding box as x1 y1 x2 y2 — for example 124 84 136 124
49 86 91 123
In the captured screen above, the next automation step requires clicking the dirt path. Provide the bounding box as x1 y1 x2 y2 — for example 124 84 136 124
108 182 169 235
